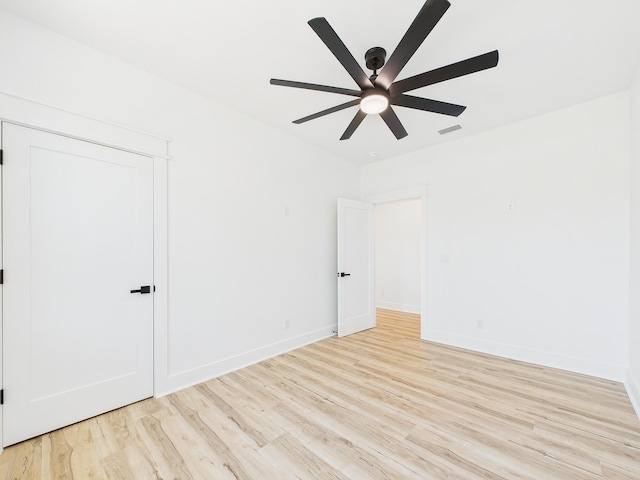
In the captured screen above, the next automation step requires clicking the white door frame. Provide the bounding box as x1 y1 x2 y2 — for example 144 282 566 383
365 186 428 338
0 91 169 451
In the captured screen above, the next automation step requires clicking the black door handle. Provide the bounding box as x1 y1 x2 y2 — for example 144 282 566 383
338 272 351 277
130 285 151 294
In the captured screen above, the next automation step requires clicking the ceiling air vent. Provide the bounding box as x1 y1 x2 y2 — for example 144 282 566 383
438 124 462 135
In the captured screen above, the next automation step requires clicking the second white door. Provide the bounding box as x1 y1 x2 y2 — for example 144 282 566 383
337 198 375 337
2 123 154 447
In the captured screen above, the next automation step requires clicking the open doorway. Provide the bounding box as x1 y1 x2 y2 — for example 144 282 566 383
374 198 423 339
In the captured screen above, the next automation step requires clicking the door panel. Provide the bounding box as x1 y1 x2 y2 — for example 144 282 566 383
2 123 154 446
337 198 375 337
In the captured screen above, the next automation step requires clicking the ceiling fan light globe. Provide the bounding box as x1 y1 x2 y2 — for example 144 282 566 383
360 92 389 114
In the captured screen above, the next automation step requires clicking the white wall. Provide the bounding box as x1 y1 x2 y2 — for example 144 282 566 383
629 62 640 415
375 200 421 313
0 9 360 395
362 92 631 381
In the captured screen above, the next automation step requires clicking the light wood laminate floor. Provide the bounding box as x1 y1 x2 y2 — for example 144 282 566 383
1 308 639 479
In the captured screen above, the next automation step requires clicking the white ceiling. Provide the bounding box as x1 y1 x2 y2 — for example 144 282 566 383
1 0 640 165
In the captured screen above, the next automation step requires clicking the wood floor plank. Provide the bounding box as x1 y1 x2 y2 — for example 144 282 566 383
101 450 136 480
194 383 273 448
2 437 42 480
259 433 350 480
1 308 639 479
48 430 75 480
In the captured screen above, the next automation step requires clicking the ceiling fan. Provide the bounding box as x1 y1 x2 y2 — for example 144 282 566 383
270 0 498 140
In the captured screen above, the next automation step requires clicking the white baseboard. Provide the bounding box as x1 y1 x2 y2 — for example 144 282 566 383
156 325 336 397
423 329 627 382
627 370 640 421
376 301 421 314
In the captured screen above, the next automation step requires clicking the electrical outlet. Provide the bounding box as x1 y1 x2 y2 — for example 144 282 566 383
285 318 290 329
476 320 484 329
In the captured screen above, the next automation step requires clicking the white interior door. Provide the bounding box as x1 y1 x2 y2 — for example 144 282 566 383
2 123 154 447
337 198 375 337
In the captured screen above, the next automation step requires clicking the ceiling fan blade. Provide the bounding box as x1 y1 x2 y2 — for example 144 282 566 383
293 99 360 124
340 110 367 140
391 94 466 116
270 79 361 97
308 17 373 90
375 0 450 90
379 107 408 139
389 50 499 95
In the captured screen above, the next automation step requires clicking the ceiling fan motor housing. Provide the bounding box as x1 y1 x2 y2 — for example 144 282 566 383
365 47 387 71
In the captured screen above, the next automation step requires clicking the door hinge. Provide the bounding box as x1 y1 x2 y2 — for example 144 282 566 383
1 389 4 405
0 269 3 284
0 149 3 165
